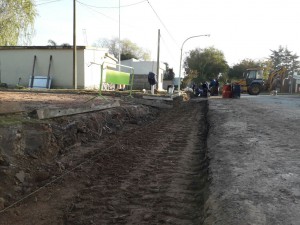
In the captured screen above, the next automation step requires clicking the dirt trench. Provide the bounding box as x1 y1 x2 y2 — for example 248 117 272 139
0 97 210 225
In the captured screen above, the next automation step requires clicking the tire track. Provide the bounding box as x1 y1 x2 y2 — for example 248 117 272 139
65 100 209 225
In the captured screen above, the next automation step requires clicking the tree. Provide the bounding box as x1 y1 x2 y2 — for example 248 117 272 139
228 59 261 80
0 0 36 45
184 46 229 85
162 62 175 80
269 46 300 75
48 40 57 46
93 38 151 61
47 40 71 47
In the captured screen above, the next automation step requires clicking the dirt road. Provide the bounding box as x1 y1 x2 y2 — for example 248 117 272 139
205 95 300 225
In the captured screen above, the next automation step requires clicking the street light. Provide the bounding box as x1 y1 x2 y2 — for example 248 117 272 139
178 34 210 93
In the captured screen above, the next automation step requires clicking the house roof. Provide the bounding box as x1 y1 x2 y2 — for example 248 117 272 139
0 46 87 50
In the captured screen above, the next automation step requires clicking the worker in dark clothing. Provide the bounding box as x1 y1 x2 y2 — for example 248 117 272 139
202 82 208 97
195 85 203 97
148 72 157 95
192 83 196 94
210 79 217 96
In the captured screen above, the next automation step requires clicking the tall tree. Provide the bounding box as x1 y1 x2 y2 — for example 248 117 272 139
93 38 151 61
0 0 36 45
269 46 300 74
184 46 228 84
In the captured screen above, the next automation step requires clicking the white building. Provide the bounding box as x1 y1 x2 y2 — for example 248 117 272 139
0 46 117 89
121 58 167 91
293 73 300 93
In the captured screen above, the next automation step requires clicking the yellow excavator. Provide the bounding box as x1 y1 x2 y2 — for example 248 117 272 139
234 67 287 95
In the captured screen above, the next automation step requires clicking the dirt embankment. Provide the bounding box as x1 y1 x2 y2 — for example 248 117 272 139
0 101 158 212
0 91 210 225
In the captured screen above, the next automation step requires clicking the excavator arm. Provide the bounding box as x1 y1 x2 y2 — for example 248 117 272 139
266 67 287 91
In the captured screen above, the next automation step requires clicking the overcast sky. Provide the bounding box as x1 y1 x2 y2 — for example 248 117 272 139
32 0 300 73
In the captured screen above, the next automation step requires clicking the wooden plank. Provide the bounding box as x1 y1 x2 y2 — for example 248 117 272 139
36 100 120 119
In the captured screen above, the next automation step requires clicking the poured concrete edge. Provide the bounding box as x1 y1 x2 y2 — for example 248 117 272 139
36 100 120 119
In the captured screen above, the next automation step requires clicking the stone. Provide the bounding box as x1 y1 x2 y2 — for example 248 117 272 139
15 170 25 183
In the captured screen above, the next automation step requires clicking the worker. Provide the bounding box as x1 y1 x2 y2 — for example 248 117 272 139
202 82 208 97
210 79 217 96
195 85 203 97
148 72 157 95
192 82 196 94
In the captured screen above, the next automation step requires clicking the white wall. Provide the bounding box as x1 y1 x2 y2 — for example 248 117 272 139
0 47 116 89
83 48 118 90
0 47 83 88
121 59 166 91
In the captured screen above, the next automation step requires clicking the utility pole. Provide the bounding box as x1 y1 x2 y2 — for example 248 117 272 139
73 0 77 89
118 0 122 90
118 0 121 69
156 29 160 91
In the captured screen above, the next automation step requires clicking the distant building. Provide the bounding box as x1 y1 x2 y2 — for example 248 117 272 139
121 58 167 91
0 46 117 89
292 73 300 93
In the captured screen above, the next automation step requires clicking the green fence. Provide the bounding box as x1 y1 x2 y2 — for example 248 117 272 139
99 63 134 97
106 69 131 85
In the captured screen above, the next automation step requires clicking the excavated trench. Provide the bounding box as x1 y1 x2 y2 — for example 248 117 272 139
0 97 210 225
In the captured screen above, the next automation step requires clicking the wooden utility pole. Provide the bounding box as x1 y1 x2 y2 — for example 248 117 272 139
73 0 77 89
156 29 160 91
119 0 121 68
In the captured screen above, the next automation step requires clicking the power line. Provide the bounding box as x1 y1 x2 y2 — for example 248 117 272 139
146 0 179 49
36 0 63 6
160 34 178 64
76 1 118 23
75 0 147 9
76 1 150 33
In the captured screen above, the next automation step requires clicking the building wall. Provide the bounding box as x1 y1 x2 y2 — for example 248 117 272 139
0 47 85 88
131 74 151 90
121 59 166 90
83 48 116 90
0 46 116 89
293 74 300 93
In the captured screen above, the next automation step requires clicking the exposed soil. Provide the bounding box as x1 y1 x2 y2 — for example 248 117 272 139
0 91 209 225
1 91 299 225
